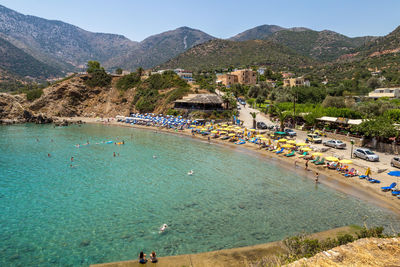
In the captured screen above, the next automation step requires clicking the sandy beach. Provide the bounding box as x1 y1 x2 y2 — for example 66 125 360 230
62 116 400 216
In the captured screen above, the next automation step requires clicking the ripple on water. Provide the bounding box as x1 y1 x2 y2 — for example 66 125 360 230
0 124 399 267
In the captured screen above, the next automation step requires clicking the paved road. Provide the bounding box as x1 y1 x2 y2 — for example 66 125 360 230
236 102 397 175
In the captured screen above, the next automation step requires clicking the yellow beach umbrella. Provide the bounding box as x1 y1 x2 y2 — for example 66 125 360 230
300 147 312 152
260 137 269 141
221 124 228 127
277 139 288 142
249 129 256 132
220 131 227 135
339 159 353 164
287 140 297 144
228 133 236 137
201 128 208 131
282 144 293 148
256 134 264 138
211 130 219 134
296 142 308 146
325 156 339 162
312 152 323 156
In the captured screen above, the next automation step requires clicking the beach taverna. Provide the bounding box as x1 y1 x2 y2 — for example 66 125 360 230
174 94 224 111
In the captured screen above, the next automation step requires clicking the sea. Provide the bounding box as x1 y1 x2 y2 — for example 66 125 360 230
0 124 399 266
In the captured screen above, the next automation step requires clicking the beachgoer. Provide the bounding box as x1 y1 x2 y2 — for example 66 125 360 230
51 139 54 142
150 251 158 263
138 251 147 264
160 224 168 232
305 160 309 170
294 158 298 167
122 140 125 145
48 153 51 157
36 138 39 142
315 172 319 183
117 153 120 157
208 136 210 143
113 152 116 157
71 156 74 162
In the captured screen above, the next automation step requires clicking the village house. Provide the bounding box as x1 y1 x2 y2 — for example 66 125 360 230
368 87 400 99
216 69 256 86
174 69 194 82
283 77 310 87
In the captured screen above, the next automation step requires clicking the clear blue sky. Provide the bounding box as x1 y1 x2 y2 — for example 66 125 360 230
1 0 399 41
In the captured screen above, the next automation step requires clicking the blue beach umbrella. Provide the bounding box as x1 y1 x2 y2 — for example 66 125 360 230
388 171 400 185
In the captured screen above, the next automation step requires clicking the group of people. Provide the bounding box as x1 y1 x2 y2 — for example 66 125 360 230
139 251 157 264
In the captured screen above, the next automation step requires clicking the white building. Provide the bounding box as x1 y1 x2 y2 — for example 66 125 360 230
368 87 400 99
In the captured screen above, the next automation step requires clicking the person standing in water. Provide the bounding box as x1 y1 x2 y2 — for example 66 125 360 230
305 160 309 170
113 152 116 157
71 156 74 162
315 172 319 183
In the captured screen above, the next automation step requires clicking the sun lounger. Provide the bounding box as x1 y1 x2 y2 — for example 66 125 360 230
298 152 307 158
315 158 325 165
367 177 380 183
381 182 396 192
285 151 295 157
275 148 284 154
391 190 400 196
311 156 320 163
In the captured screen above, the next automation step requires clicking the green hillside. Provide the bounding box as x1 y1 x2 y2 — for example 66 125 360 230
267 30 376 62
159 39 315 71
0 36 62 78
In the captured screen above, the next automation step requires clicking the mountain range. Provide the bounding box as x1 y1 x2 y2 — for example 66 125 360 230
0 4 399 82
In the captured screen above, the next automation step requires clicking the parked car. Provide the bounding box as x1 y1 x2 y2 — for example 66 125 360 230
284 129 297 137
353 148 379 162
256 121 268 129
306 134 322 144
237 98 246 105
391 157 400 168
236 105 241 110
323 140 346 149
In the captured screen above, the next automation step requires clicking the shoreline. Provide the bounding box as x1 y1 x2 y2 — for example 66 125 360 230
65 116 400 216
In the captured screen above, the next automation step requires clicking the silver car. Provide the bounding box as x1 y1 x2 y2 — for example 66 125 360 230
353 148 379 162
323 140 346 149
391 157 400 168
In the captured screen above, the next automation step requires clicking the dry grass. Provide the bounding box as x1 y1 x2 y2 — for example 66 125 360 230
288 237 400 267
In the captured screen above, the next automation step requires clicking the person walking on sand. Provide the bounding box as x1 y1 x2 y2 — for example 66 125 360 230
315 172 319 183
294 158 298 167
305 160 309 170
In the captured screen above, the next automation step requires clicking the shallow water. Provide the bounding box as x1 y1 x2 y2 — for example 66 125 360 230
0 124 399 266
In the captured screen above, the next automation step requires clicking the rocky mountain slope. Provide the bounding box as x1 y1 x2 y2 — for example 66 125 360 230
109 27 215 70
0 5 215 73
0 35 61 78
229 24 285 41
0 4 138 72
159 39 315 71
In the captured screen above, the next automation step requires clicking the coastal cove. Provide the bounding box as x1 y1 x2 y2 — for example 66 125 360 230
1 123 399 267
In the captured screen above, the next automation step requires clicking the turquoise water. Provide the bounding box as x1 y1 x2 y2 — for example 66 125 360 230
0 124 399 266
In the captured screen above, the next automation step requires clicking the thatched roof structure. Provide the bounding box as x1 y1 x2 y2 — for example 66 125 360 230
174 94 223 104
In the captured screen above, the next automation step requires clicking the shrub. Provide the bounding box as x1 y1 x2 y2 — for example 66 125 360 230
356 226 385 239
26 88 43 101
85 70 111 88
166 87 190 103
116 72 141 91
337 234 354 245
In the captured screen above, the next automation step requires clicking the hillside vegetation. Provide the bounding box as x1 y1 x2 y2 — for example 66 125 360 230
160 39 315 71
0 36 61 78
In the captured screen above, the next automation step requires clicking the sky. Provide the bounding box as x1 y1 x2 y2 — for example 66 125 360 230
0 0 399 41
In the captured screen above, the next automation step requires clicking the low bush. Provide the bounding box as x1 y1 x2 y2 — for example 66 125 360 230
26 88 43 101
85 70 111 88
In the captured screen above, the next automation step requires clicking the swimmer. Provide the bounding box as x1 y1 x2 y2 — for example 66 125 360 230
117 153 120 157
159 224 168 233
153 155 157 159
48 153 51 157
75 144 80 148
71 156 74 162
113 152 116 157
51 139 54 142
188 170 194 176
